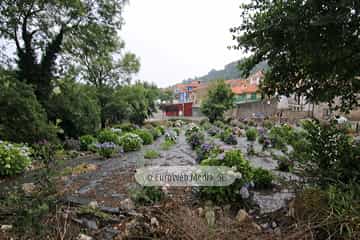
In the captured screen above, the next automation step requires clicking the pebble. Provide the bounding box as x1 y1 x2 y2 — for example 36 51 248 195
236 209 249 223
1 225 13 231
77 233 93 240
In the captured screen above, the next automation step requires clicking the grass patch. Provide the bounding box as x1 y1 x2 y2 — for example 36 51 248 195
160 140 175 150
144 150 160 159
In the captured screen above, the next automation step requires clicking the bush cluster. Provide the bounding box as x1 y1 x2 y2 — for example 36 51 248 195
0 141 32 176
134 129 154 145
80 135 97 151
119 133 143 152
97 129 120 145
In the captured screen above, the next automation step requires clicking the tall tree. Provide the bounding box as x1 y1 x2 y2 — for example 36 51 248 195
0 0 127 104
231 0 360 111
201 80 234 122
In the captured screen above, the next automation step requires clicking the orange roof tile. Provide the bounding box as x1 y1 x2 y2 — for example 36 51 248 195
231 84 259 94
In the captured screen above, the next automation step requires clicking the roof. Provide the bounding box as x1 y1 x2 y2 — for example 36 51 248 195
225 79 247 86
231 84 259 94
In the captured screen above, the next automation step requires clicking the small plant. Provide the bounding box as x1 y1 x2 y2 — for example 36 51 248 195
185 123 201 137
165 130 177 143
187 131 205 149
213 120 225 129
134 129 154 145
263 120 273 129
80 135 97 151
252 168 274 189
220 129 238 145
172 127 180 136
156 126 165 135
119 133 143 152
207 126 219 136
144 150 160 159
95 142 119 158
97 128 120 145
148 127 162 139
196 142 220 162
0 141 32 176
115 122 138 132
32 140 59 164
129 185 165 205
246 127 258 141
277 156 294 172
63 137 80 151
247 144 256 155
160 140 175 150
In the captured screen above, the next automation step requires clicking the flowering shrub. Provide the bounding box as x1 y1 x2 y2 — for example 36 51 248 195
207 126 219 137
95 142 119 158
110 128 122 136
0 140 32 176
165 130 177 143
32 140 59 163
119 133 143 152
148 127 162 140
186 131 205 149
185 123 201 137
134 129 154 145
97 129 120 145
80 135 97 151
246 127 258 141
220 129 238 145
174 120 185 127
252 168 274 189
63 137 80 151
196 142 220 162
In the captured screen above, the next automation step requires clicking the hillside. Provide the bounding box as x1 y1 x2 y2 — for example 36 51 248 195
182 59 269 84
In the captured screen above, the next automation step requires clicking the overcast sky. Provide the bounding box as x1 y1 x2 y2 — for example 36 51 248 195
121 0 245 87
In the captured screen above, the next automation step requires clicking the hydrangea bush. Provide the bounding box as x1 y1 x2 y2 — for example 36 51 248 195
95 142 120 158
119 133 143 152
134 129 154 145
0 140 32 176
80 135 97 151
97 129 120 145
185 123 201 137
186 131 205 149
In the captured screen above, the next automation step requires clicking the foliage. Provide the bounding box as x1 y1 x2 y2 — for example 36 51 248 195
302 120 360 185
63 137 80 151
196 142 221 163
115 122 138 132
160 140 175 150
220 129 238 145
246 128 258 141
95 142 119 158
294 185 360 240
263 120 273 129
32 140 59 164
156 126 165 135
207 126 219 137
252 168 274 189
268 124 295 150
0 140 32 176
97 129 120 145
200 150 253 202
172 127 180 136
0 74 58 143
185 123 201 136
119 133 143 152
232 0 360 110
201 81 234 123
186 131 205 150
79 135 97 151
144 150 160 159
164 130 177 144
129 185 165 206
47 78 101 138
213 120 225 129
0 0 128 104
134 129 154 145
148 127 162 140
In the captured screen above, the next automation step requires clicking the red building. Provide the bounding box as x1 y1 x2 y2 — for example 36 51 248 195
160 102 193 117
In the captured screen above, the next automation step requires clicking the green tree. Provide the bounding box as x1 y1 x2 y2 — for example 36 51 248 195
232 0 360 111
201 80 234 122
0 0 128 104
0 69 57 143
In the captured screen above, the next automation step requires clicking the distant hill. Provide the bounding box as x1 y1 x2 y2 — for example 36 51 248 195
181 59 269 84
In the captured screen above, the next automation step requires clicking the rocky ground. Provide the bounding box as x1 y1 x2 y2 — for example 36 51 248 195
0 128 304 239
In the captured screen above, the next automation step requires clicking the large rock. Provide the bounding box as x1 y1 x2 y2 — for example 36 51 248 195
77 234 93 240
236 209 249 223
22 182 36 194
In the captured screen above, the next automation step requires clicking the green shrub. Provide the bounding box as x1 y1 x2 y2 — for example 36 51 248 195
0 76 58 143
246 128 258 141
263 120 273 129
97 129 120 145
185 123 201 137
186 131 205 149
148 127 162 139
144 150 160 159
220 129 237 145
160 140 175 150
115 122 137 132
172 127 180 136
200 150 253 202
129 185 165 205
80 135 97 151
252 168 274 189
32 140 60 164
165 131 177 143
156 126 165 135
134 129 154 145
213 120 225 129
119 133 143 152
95 142 118 158
0 141 32 176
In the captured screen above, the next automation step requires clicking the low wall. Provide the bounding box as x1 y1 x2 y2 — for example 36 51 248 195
228 100 278 120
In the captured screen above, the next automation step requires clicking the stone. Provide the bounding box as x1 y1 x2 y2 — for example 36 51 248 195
1 225 13 231
82 219 98 230
274 227 281 236
236 209 249 223
150 217 159 227
120 198 135 211
22 182 36 194
197 207 204 217
64 196 92 206
204 207 215 227
77 233 93 240
88 201 98 209
99 206 121 214
271 221 277 228
252 223 262 232
261 223 269 229
99 227 119 240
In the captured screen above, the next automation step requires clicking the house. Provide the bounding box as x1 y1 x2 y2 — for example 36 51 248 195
173 81 201 103
232 84 261 105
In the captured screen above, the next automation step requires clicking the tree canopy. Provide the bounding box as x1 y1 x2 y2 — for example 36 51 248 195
232 0 360 111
